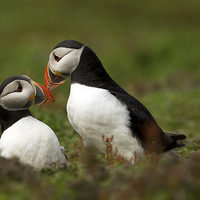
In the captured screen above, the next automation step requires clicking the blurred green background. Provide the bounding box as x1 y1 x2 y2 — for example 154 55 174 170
1 0 200 199
1 0 200 139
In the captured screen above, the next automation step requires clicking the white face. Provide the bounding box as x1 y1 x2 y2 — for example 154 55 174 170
0 80 35 111
49 46 84 76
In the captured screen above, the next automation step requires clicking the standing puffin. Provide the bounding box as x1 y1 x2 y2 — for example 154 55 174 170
44 40 186 162
0 75 67 169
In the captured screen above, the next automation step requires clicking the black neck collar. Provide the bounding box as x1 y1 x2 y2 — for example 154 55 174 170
71 46 127 94
0 106 32 133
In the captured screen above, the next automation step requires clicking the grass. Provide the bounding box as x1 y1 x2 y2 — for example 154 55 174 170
1 0 200 199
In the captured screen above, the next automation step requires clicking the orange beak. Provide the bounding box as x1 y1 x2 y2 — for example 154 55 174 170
31 81 55 105
44 62 67 91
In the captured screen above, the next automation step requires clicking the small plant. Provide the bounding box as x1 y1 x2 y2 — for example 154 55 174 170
67 137 85 165
102 135 126 165
193 139 200 150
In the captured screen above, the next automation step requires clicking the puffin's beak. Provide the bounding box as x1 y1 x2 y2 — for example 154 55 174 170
30 81 55 105
44 62 67 91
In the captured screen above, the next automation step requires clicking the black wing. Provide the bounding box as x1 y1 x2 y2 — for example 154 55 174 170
110 91 186 153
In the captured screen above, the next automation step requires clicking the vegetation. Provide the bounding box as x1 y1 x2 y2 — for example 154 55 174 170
0 0 200 199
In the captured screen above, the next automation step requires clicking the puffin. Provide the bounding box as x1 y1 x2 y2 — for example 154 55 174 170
0 75 67 169
44 39 186 163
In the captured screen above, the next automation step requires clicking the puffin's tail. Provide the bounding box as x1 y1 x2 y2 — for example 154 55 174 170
164 132 186 151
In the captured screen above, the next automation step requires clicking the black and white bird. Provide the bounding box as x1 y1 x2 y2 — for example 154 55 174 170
0 75 67 169
44 39 186 163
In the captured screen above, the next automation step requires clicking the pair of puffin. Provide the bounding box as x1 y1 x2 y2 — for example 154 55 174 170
0 39 186 168
44 39 186 162
0 75 67 169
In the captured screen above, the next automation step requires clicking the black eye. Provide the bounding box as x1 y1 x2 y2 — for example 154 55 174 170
17 83 22 92
53 53 61 62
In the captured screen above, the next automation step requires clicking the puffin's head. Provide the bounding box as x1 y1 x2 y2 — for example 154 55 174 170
0 75 55 111
44 40 85 91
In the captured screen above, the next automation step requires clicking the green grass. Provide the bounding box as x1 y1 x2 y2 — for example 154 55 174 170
1 0 200 199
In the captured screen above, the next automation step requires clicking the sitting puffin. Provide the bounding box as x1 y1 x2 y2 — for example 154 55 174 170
44 40 186 162
0 75 67 169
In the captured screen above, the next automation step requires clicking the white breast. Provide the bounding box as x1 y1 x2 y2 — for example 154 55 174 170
67 83 144 162
0 116 67 169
